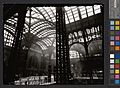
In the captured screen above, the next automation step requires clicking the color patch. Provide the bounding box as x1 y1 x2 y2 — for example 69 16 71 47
110 46 114 51
110 59 114 63
115 54 120 59
115 21 120 25
115 26 119 30
109 20 120 85
115 31 120 35
110 26 114 30
110 21 114 25
110 75 114 79
115 80 119 84
110 70 114 74
110 64 114 68
115 46 119 50
110 41 114 45
110 54 114 58
110 31 115 35
115 41 120 46
110 36 114 40
115 69 119 74
115 36 119 40
115 75 119 79
115 59 119 63
115 64 119 68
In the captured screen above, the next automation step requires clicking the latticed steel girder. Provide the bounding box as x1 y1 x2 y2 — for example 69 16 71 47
6 7 27 84
56 7 71 84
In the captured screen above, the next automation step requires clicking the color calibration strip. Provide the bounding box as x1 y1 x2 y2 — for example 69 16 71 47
110 19 120 85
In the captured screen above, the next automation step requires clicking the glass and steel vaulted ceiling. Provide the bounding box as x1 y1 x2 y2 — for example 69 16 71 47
4 5 102 50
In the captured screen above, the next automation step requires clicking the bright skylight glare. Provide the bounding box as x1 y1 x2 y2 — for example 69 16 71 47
4 30 14 47
86 6 94 17
36 41 47 50
94 5 101 14
86 29 90 34
4 24 15 33
4 5 102 50
70 50 79 59
78 6 87 19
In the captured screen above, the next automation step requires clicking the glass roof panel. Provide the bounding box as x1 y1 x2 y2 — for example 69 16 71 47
86 6 94 17
94 5 101 14
4 13 18 47
4 30 14 47
4 24 15 33
36 41 47 50
42 38 52 46
78 6 87 19
70 50 79 59
4 5 102 50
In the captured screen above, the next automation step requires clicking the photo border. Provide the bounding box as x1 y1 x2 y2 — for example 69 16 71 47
0 0 109 88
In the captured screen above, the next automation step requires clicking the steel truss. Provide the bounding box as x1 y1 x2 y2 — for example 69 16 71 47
56 7 71 84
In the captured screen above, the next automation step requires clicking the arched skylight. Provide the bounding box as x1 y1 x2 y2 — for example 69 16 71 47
70 50 79 59
4 5 102 51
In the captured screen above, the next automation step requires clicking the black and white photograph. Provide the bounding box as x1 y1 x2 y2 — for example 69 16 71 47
3 4 104 85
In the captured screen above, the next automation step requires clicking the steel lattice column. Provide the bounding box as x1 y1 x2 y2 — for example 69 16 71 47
6 6 27 84
56 7 71 84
